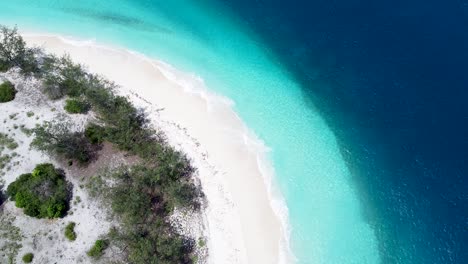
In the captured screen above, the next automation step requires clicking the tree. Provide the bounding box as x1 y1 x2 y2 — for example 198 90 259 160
0 26 39 75
31 121 99 164
42 55 87 99
22 253 34 263
6 163 71 218
0 26 26 71
0 81 16 102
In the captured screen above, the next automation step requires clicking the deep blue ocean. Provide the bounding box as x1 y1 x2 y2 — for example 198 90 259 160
221 1 468 263
0 0 466 263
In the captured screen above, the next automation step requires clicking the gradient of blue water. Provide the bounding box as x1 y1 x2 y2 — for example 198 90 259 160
219 1 468 263
1 1 383 263
1 1 465 263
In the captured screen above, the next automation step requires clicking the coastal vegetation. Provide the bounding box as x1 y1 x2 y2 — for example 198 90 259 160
0 81 16 102
6 163 70 218
0 26 27 72
31 121 98 164
21 253 33 263
84 123 106 145
87 165 199 263
42 55 87 99
87 239 108 259
0 25 203 262
64 98 90 114
0 26 39 76
64 222 77 241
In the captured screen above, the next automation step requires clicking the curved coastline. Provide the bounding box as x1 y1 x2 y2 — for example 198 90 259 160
22 33 294 264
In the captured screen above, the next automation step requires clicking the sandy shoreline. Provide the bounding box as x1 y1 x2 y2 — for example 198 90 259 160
22 34 289 263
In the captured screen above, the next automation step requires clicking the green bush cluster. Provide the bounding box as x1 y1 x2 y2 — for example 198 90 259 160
64 99 90 114
87 239 108 259
22 253 34 263
6 163 70 218
65 222 77 241
0 81 16 103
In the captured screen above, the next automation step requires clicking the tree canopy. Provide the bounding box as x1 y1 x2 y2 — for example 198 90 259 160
0 26 39 75
6 163 71 218
0 80 16 102
31 121 99 164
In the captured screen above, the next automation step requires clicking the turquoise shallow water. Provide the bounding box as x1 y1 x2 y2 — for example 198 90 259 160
0 1 381 263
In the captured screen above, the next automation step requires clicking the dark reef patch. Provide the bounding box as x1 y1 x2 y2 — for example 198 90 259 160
62 7 172 34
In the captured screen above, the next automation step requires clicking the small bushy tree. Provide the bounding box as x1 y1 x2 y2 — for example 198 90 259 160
0 81 16 102
65 222 77 241
64 98 90 114
42 55 87 99
0 26 26 72
31 121 98 164
84 123 106 144
22 253 34 263
87 239 109 259
6 163 70 218
0 26 39 75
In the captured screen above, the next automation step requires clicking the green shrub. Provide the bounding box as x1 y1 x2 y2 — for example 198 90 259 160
198 238 206 247
84 124 106 145
64 99 90 114
6 163 70 218
0 81 16 103
87 239 108 259
65 222 77 241
22 252 34 263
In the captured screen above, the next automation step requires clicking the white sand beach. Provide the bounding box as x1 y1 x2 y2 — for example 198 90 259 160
19 34 289 264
